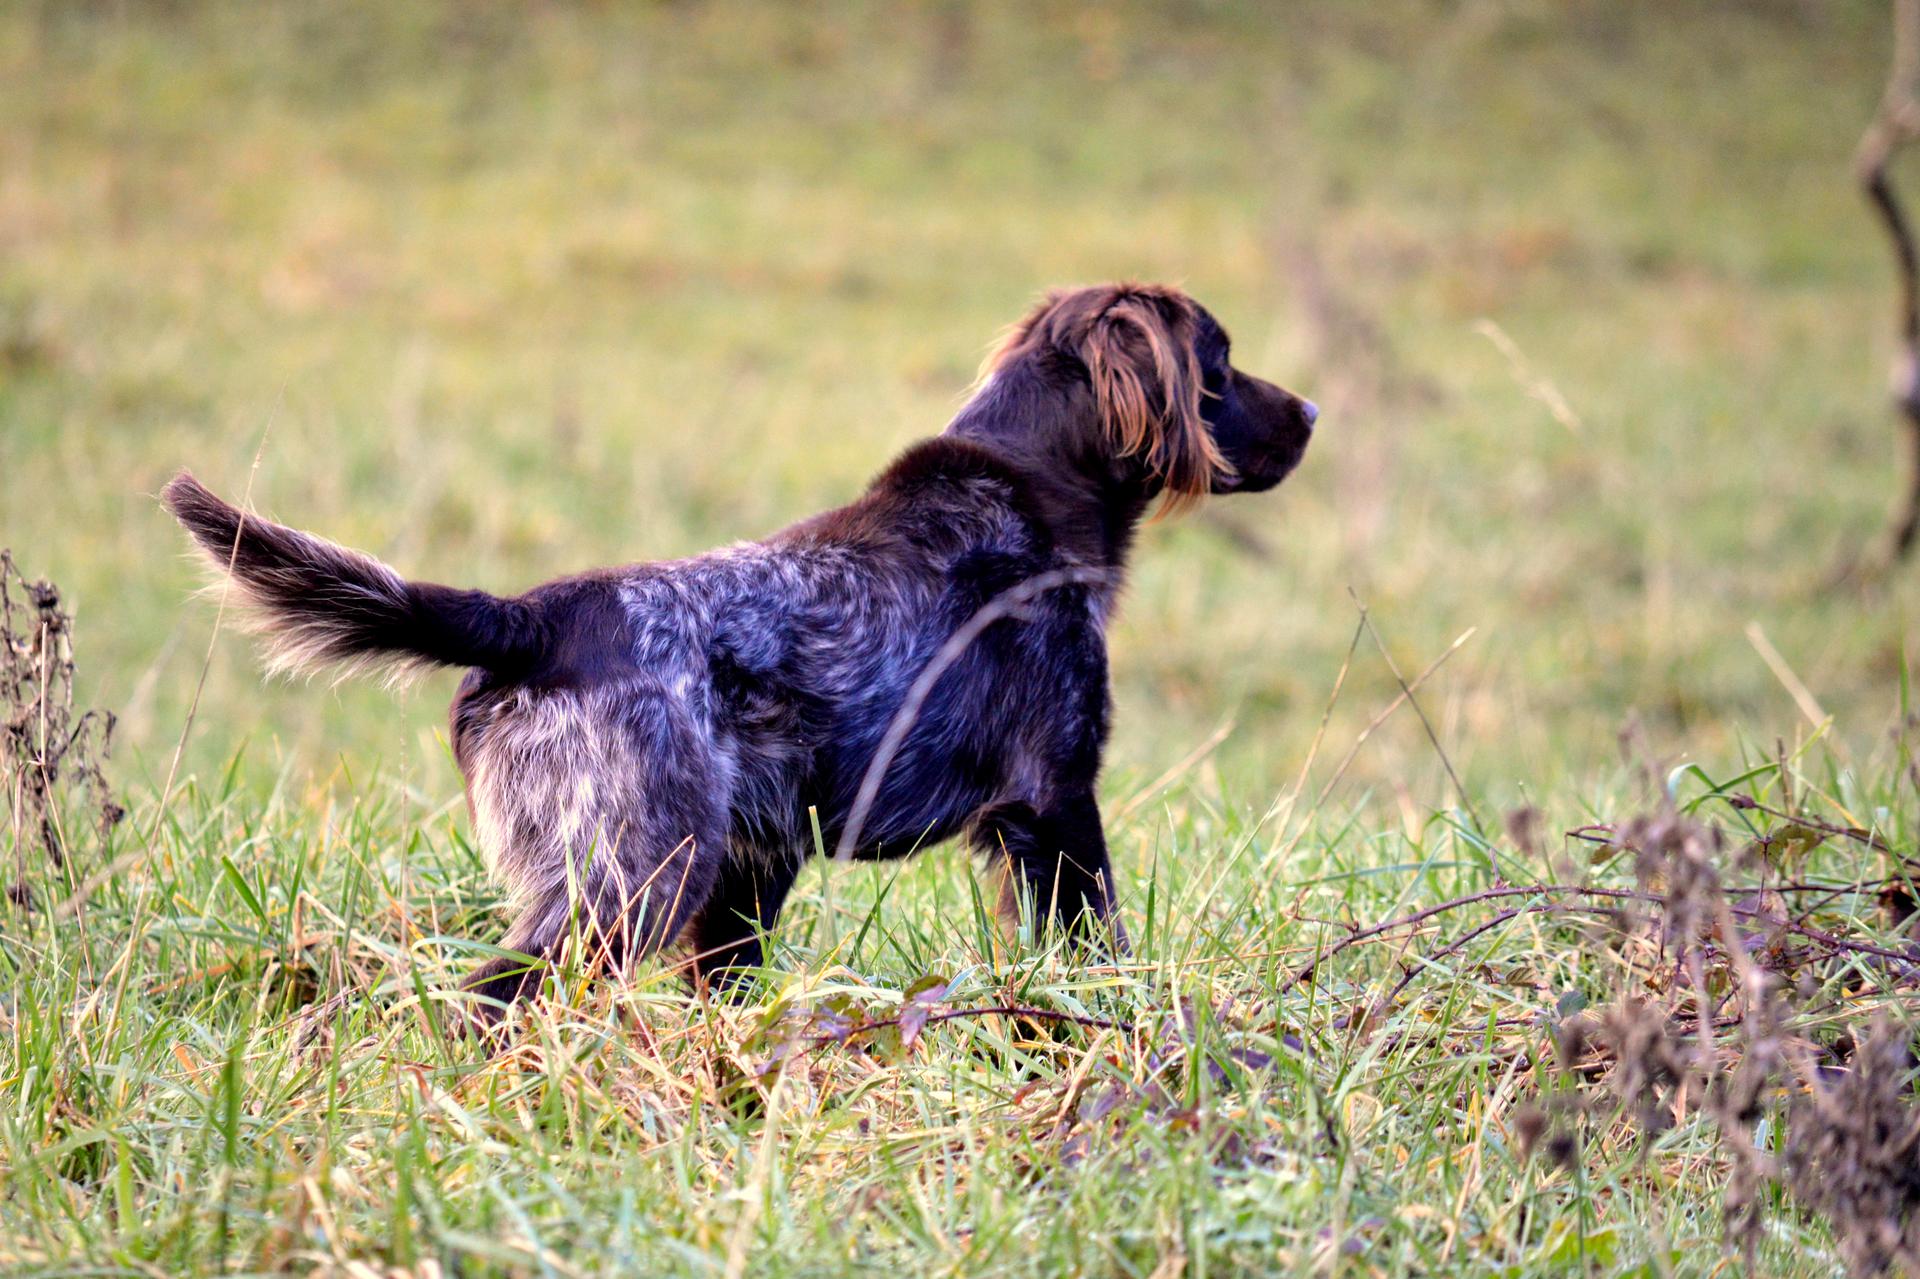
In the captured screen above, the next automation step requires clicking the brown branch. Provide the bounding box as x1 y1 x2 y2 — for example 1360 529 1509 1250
1580 801 1912 871
1278 881 1918 997
1855 0 1920 568
807 1003 1131 1051
1718 793 1901 855
782 883 1917 1065
1380 901 1615 1007
1379 890 1920 1013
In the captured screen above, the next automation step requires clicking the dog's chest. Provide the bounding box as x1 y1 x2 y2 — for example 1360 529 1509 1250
716 573 1111 853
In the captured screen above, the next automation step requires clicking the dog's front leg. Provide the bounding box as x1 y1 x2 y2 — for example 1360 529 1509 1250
978 790 1128 954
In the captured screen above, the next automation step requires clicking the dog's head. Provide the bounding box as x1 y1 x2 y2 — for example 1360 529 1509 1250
981 283 1317 512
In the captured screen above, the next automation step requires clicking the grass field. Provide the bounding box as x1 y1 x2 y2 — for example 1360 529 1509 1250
3 2 1919 1275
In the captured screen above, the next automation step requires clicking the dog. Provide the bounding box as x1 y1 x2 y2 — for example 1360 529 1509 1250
163 282 1317 1017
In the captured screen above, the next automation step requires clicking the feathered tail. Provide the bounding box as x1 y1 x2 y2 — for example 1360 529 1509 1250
161 471 545 681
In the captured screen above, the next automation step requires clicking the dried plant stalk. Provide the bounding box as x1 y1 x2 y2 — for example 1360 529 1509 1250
2 549 122 906
1858 0 1920 569
1518 790 1920 1274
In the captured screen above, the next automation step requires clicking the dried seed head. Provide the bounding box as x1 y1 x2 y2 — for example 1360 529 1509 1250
1512 1103 1549 1155
1783 1016 1920 1278
1543 1131 1580 1171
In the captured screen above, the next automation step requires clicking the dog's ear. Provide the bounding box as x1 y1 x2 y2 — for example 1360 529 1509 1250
1081 293 1229 514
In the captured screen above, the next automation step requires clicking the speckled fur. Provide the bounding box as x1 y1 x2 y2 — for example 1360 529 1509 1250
162 282 1318 1014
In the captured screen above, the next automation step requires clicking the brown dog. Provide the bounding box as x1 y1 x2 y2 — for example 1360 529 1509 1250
164 283 1317 1016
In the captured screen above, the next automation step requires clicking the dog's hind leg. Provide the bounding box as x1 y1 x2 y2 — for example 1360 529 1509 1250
460 685 727 1017
462 824 722 1012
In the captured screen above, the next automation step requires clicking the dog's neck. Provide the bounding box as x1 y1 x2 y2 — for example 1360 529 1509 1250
944 359 1157 574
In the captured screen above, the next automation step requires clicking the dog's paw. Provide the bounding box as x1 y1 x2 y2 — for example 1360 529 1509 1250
455 953 547 1039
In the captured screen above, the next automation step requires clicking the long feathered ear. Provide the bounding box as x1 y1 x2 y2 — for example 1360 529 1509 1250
1081 293 1230 515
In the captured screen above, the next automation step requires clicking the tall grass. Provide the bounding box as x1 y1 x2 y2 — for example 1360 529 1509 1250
4 605 1916 1274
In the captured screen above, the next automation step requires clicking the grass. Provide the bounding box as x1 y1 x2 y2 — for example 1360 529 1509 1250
2 1 1918 1274
6 732 1916 1277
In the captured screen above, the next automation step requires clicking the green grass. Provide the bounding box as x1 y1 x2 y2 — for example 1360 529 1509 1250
2 1 1918 1274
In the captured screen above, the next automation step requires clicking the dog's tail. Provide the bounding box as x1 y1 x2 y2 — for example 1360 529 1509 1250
161 471 546 682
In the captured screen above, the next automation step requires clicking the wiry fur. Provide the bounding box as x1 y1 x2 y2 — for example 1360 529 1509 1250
161 282 1318 1018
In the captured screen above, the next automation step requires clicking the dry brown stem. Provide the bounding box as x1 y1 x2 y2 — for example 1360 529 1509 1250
1855 0 1920 571
1 550 122 907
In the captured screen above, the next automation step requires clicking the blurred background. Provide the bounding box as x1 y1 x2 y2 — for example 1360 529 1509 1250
1 0 1911 816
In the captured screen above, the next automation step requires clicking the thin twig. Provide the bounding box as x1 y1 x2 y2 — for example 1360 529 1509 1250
1472 319 1584 436
1853 0 1920 568
1717 794 1899 854
1277 881 1917 997
795 1004 1132 1057
1381 902 1615 1007
1111 716 1236 826
90 425 275 1041
56 427 277 921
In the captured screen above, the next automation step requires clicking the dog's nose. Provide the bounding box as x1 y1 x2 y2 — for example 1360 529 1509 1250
1300 399 1319 426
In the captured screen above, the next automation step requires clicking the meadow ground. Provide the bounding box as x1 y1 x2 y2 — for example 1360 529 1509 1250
2 2 1919 1274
